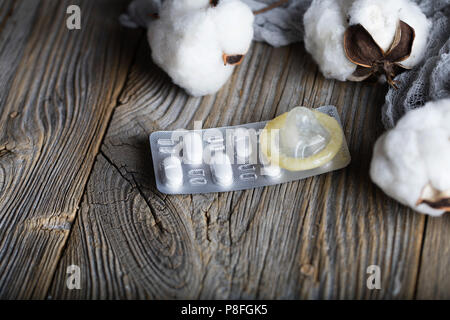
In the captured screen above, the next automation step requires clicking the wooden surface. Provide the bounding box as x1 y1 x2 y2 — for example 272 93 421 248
0 0 448 299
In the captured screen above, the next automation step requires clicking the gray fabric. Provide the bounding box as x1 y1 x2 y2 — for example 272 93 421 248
382 2 450 128
120 0 450 128
119 0 161 28
244 0 311 47
119 0 311 46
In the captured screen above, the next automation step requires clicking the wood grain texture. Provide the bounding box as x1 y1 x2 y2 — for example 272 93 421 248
416 215 450 299
48 39 428 299
0 0 39 116
0 0 141 298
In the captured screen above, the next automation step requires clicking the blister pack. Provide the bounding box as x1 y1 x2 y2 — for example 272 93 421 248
149 106 351 194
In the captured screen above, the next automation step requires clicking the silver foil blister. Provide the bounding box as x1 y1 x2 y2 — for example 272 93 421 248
149 106 351 195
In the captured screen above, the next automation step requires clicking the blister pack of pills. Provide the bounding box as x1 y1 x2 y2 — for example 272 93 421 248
149 106 351 195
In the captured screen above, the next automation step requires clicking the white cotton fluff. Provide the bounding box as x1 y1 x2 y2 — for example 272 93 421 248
303 0 357 81
303 0 431 81
147 0 254 97
370 99 450 216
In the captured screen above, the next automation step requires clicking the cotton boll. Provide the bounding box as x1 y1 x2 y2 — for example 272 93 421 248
370 99 450 216
150 10 231 96
147 0 254 97
304 0 430 83
397 2 430 67
303 0 356 81
371 131 440 216
212 0 254 54
419 129 450 191
348 0 401 52
349 0 430 68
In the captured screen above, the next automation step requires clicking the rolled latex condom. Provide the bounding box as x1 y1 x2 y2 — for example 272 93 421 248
183 132 203 164
210 152 233 186
163 156 183 188
260 107 344 171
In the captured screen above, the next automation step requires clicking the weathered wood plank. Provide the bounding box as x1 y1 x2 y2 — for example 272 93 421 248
0 0 40 115
0 0 141 298
416 215 450 299
49 38 427 299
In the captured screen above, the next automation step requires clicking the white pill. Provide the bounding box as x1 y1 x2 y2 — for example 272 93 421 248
163 156 183 187
210 152 233 186
235 128 252 161
259 153 281 177
183 132 203 164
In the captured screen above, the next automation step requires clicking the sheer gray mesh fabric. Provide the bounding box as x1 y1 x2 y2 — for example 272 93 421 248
383 2 450 128
121 0 450 129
